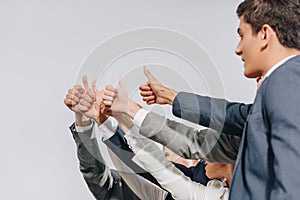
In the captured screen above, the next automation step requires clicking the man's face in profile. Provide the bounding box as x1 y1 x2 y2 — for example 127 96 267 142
235 17 264 78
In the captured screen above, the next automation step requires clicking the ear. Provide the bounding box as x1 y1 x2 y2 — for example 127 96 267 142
259 24 275 50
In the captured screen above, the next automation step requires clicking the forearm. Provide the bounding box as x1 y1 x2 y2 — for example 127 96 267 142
75 113 91 127
172 92 251 136
158 87 178 105
140 111 239 162
114 113 134 133
128 99 142 119
69 123 116 197
94 114 109 126
78 142 118 200
124 126 154 154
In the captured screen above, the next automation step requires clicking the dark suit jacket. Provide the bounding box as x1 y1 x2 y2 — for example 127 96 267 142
174 160 210 185
70 123 141 200
172 55 300 200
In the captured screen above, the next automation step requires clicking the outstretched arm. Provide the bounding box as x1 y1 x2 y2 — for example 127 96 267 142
69 122 122 199
139 111 240 163
172 92 251 136
131 138 229 200
64 82 121 199
140 66 251 136
103 79 240 163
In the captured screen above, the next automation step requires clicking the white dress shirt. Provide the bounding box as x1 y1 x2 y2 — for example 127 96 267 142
125 124 230 200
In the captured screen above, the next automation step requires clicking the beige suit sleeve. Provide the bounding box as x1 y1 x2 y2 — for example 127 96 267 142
139 111 240 163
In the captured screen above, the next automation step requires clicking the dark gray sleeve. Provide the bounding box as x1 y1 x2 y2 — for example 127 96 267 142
172 92 252 137
140 112 240 163
69 123 124 200
70 122 167 200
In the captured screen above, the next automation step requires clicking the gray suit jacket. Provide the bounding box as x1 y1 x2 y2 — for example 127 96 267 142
140 111 240 164
171 55 300 200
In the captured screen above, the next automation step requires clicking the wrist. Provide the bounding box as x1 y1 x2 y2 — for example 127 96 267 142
75 113 91 126
166 89 177 105
129 99 142 119
115 114 134 133
157 86 177 105
94 114 108 126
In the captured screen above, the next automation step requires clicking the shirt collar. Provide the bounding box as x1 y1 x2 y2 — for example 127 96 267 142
263 55 298 82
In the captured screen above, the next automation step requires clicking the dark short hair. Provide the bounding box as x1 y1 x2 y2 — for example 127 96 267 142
237 0 300 50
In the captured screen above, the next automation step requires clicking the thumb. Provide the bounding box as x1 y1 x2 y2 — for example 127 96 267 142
117 76 129 100
82 75 89 90
92 80 98 101
118 76 126 91
92 80 98 93
143 65 159 83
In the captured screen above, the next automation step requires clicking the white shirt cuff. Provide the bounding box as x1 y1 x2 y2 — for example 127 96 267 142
133 109 149 128
124 126 150 154
75 121 94 133
98 117 119 141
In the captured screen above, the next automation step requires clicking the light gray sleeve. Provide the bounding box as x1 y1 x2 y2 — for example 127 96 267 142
139 111 240 163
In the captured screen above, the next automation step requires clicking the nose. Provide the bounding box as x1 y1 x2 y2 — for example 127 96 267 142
235 43 242 56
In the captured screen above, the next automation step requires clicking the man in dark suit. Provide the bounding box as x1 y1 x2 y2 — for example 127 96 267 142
137 1 300 199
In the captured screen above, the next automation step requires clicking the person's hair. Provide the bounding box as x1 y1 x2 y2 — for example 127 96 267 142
237 0 300 50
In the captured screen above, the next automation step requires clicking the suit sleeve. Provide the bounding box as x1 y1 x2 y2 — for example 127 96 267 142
69 122 123 200
139 111 240 163
264 67 300 200
172 92 252 137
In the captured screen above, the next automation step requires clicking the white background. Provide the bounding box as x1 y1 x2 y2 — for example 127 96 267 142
0 0 256 199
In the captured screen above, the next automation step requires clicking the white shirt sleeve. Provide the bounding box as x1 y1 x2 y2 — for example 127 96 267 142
133 109 149 128
124 126 151 153
75 121 94 133
97 117 119 141
94 117 119 170
75 117 119 140
132 141 229 200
